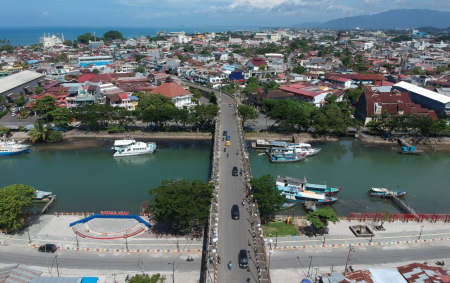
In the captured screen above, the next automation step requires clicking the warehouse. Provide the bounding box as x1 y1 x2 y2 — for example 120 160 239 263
0 70 46 100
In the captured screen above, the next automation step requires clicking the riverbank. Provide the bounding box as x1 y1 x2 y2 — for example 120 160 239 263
243 132 339 144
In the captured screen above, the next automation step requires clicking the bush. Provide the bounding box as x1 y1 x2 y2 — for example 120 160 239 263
0 109 8 118
47 130 63 143
107 124 125 133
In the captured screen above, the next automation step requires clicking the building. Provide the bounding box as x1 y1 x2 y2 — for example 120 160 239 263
397 262 450 282
0 264 42 283
337 31 351 42
0 70 45 100
149 77 193 108
77 56 114 67
39 33 64 48
246 58 267 71
88 40 104 50
253 33 281 42
393 81 450 115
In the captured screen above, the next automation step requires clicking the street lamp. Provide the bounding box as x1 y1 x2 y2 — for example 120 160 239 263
168 262 175 283
419 225 424 240
268 239 273 274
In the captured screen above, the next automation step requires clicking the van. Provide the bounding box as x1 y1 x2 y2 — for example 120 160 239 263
239 250 248 268
231 204 240 220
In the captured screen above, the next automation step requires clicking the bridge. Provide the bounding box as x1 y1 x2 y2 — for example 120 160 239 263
184 82 271 283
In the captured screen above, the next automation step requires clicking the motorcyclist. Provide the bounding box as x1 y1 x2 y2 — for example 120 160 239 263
228 261 232 270
217 256 221 264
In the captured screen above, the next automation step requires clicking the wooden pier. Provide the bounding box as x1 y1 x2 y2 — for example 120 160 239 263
386 194 416 215
41 197 56 214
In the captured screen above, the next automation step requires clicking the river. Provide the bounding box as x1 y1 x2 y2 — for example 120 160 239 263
0 138 449 215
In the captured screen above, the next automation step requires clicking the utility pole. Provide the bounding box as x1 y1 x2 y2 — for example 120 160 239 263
419 225 424 240
55 256 60 277
344 246 354 275
75 232 79 248
126 237 128 249
27 229 31 244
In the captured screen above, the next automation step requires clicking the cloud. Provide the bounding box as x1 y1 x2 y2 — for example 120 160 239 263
41 11 50 16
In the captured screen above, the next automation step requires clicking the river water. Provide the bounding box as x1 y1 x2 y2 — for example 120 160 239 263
0 138 449 215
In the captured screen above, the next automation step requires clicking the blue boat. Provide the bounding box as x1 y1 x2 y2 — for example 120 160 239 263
0 139 29 156
276 175 342 196
278 186 339 205
368 188 407 198
268 147 306 163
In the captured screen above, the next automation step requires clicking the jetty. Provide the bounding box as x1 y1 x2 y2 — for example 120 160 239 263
41 197 56 214
383 194 416 215
398 138 424 155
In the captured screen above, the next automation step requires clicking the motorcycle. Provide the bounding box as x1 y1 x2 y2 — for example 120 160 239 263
187 255 194 262
436 261 445 266
217 256 221 264
228 261 232 270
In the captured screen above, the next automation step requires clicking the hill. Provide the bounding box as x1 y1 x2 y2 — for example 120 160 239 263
296 9 450 29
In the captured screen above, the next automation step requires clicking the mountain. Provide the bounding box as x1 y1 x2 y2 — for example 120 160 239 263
296 9 450 29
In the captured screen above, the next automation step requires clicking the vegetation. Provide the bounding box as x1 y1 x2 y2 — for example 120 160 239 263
32 95 57 122
47 130 63 143
262 221 300 237
103 31 123 42
134 66 145 73
292 66 306 74
306 207 339 230
391 35 412 42
77 33 95 44
28 120 51 143
128 274 165 283
250 175 285 219
376 209 393 228
149 179 214 233
0 184 35 232
237 105 258 127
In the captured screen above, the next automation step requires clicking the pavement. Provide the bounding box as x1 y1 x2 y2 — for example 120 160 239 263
0 113 39 127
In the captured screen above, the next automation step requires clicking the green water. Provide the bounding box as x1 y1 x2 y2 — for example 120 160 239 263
1 138 449 215
0 139 212 213
249 138 450 215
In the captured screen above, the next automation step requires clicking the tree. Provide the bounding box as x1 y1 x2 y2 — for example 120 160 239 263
63 39 73 46
258 64 266 70
134 66 145 73
103 31 123 42
149 179 214 233
376 209 393 228
47 130 63 143
138 93 175 111
192 89 202 104
249 175 285 219
129 274 165 283
92 69 100 74
77 33 94 44
412 66 422 75
14 94 25 107
34 86 44 94
0 184 35 232
28 120 50 143
238 105 258 127
33 95 56 122
0 126 9 136
192 104 219 130
50 107 72 129
306 207 338 230
292 66 306 74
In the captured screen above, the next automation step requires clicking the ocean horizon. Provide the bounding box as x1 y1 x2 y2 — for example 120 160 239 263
0 26 262 46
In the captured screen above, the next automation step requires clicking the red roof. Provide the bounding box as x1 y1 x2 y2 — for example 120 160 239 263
118 93 129 100
363 87 411 116
280 85 323 98
249 57 267 66
149 80 191 98
325 73 386 81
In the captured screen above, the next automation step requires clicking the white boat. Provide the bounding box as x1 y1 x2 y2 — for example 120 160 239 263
285 143 321 156
112 140 156 157
0 138 29 156
257 139 321 156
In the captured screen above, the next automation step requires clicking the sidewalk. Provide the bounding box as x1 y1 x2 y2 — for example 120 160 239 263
264 219 450 250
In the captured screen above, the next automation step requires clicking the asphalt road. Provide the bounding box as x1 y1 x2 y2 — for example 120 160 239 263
216 94 259 283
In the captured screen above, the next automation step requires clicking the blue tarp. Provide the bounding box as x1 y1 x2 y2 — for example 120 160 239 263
82 277 98 283
69 215 151 228
301 280 311 283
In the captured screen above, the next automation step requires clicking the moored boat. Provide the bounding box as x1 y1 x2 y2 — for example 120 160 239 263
368 188 407 198
276 175 342 196
278 186 339 205
0 138 29 156
267 147 306 163
33 190 56 203
112 140 156 157
254 139 321 156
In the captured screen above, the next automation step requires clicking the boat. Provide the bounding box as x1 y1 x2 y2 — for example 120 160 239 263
0 138 29 156
33 190 56 203
276 175 342 196
112 140 156 157
254 139 321 156
268 148 306 163
278 186 339 205
368 188 407 198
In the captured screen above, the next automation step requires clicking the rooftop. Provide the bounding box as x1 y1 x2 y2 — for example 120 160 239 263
0 71 45 94
394 81 450 104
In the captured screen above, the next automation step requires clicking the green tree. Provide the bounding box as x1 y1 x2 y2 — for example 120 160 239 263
0 126 10 136
50 107 72 129
149 179 214 233
237 105 258 127
412 66 422 75
63 39 73 46
33 95 56 122
192 89 202 104
134 66 145 73
28 120 51 143
191 104 219 130
138 94 175 111
34 86 44 94
0 184 35 232
172 108 190 130
292 66 306 74
77 33 94 44
376 209 393 228
103 31 123 42
306 207 338 230
258 64 266 70
14 94 26 107
250 175 285 219
47 130 63 143
92 69 100 74
129 274 165 283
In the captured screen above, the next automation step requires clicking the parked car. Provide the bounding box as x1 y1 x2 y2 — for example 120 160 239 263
38 244 57 253
239 250 248 268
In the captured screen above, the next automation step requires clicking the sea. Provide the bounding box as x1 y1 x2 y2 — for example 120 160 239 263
0 26 261 46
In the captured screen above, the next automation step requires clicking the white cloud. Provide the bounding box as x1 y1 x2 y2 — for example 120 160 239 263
42 11 50 16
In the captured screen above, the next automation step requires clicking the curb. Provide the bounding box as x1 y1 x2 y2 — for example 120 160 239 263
26 244 202 253
271 237 450 250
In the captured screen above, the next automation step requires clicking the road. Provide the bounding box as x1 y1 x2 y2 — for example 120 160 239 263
216 94 259 282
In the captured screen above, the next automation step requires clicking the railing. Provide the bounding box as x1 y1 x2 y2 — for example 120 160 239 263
349 213 450 223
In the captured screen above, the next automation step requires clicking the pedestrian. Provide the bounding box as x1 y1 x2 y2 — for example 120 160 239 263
209 256 213 264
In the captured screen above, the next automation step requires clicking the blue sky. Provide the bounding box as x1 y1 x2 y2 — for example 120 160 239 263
0 0 446 27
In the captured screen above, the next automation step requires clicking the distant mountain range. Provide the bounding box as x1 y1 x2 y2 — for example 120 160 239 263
295 9 450 29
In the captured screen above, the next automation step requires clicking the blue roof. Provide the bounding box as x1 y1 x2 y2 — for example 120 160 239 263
222 65 236 71
79 62 111 67
28 60 38 64
128 95 139 101
81 277 98 283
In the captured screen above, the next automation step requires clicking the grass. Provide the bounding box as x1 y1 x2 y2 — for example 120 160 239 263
262 221 300 237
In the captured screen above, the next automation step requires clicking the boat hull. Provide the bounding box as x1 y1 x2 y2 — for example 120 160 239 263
0 148 29 155
368 191 407 198
282 197 339 205
114 148 155 157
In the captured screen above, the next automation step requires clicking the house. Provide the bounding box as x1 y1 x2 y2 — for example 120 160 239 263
149 77 193 108
393 81 450 115
0 264 42 283
246 58 267 71
397 262 450 282
106 93 132 110
247 89 303 108
324 73 386 85
279 84 330 106
327 76 353 87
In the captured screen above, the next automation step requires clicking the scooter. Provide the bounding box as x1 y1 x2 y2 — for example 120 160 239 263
186 255 194 262
436 261 445 266
228 261 232 270
217 256 221 264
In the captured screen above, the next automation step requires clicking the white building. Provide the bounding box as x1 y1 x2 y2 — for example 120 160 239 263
39 33 64 48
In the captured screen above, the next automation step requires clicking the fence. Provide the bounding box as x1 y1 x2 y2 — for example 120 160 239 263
349 213 450 223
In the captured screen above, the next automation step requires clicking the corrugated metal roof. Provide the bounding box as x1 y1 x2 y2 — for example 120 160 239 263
369 268 407 283
0 71 45 94
394 81 450 104
0 264 42 283
31 277 81 283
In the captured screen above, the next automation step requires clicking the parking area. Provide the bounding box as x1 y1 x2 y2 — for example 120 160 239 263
0 113 39 127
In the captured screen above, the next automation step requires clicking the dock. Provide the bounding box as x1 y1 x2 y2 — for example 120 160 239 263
398 138 424 155
383 194 416 215
41 197 56 214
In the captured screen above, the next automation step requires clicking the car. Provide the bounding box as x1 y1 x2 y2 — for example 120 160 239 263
223 130 228 136
231 205 240 220
239 250 248 268
38 244 57 253
232 166 238 176
229 103 232 107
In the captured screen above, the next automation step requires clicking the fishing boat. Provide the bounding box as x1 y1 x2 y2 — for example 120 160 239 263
368 188 407 198
278 186 339 205
254 139 321 156
33 190 56 203
276 175 342 196
0 138 29 156
112 140 156 157
268 148 306 163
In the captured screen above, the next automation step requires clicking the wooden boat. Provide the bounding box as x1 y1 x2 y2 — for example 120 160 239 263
276 175 342 196
268 148 306 163
367 188 407 198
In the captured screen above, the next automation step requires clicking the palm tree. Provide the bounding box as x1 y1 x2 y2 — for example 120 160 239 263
28 120 50 143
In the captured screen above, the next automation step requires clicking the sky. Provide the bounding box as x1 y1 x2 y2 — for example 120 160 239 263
1 0 449 27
